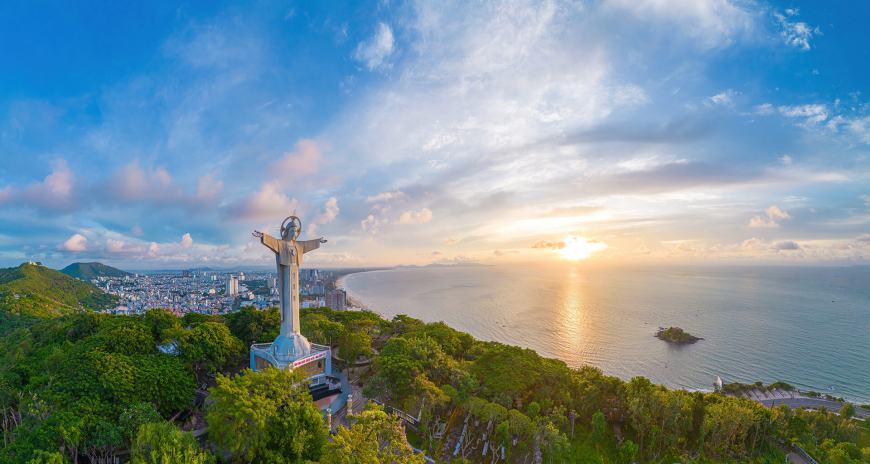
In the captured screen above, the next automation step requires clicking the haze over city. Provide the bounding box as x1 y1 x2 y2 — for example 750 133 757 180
1 1 868 269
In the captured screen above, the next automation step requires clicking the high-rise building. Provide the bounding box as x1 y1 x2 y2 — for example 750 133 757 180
325 289 346 311
226 277 239 295
268 278 278 289
183 270 191 278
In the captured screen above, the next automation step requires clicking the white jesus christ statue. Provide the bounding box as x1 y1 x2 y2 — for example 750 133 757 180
253 216 326 362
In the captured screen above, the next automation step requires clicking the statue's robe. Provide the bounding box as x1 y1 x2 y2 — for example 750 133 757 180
259 233 322 336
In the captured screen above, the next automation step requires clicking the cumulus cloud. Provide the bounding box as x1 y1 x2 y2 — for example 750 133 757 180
366 191 406 203
856 234 870 242
106 239 146 254
774 240 800 250
779 155 793 165
309 197 339 235
16 159 79 212
361 215 385 235
352 22 394 70
57 234 90 252
192 170 224 205
270 139 322 179
130 225 144 237
444 236 462 245
531 240 566 249
181 233 193 248
749 206 792 227
108 160 182 204
396 208 432 224
741 237 766 252
774 11 819 51
224 182 298 222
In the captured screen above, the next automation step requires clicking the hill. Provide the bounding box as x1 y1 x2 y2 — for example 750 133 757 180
0 263 119 317
61 261 132 280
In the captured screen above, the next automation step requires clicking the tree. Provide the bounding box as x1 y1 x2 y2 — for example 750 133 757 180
178 322 244 377
592 411 606 443
131 421 215 464
321 404 424 464
25 450 66 464
840 403 855 421
207 367 327 463
82 421 123 464
224 307 280 345
618 440 639 464
340 332 372 376
119 402 162 448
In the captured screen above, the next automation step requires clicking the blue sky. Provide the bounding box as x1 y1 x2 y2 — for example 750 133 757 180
0 0 868 269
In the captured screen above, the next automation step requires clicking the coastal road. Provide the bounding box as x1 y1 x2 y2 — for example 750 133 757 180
755 398 870 420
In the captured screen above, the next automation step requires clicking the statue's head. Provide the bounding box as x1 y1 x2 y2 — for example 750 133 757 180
281 216 300 241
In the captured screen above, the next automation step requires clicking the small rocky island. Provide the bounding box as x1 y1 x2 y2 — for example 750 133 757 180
655 326 703 344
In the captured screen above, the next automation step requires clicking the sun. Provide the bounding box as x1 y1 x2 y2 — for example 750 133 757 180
558 235 608 260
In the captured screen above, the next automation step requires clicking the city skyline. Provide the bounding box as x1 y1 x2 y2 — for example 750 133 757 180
1 0 869 269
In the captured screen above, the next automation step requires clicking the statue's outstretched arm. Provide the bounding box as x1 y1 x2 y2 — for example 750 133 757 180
301 238 327 254
253 231 282 254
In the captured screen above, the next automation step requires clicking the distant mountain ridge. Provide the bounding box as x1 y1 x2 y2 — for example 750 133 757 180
61 262 132 280
1 263 119 317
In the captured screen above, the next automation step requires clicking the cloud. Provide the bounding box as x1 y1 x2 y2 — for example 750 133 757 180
778 104 827 125
366 191 406 203
57 234 91 252
107 160 182 204
444 236 462 245
706 90 737 107
774 240 800 250
754 103 774 115
493 249 519 256
17 159 78 212
106 239 147 254
396 208 432 224
181 233 193 248
779 155 793 165
741 237 766 252
532 240 566 250
749 205 792 227
773 11 819 51
130 225 144 237
856 234 870 242
352 22 394 71
192 170 224 206
270 139 323 179
309 197 340 235
147 242 161 258
606 0 758 49
224 182 298 222
361 215 385 235
217 244 229 252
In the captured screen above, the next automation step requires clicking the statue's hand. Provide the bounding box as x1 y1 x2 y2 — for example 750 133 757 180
252 231 264 238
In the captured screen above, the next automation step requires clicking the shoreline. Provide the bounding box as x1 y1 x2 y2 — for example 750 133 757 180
332 270 869 404
335 272 387 320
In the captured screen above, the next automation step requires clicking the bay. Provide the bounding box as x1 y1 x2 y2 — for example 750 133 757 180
342 264 870 403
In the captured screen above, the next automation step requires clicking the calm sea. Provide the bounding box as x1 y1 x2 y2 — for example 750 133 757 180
342 265 870 403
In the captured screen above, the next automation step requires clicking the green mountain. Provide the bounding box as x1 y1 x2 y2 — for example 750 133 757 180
0 263 119 317
61 261 132 280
